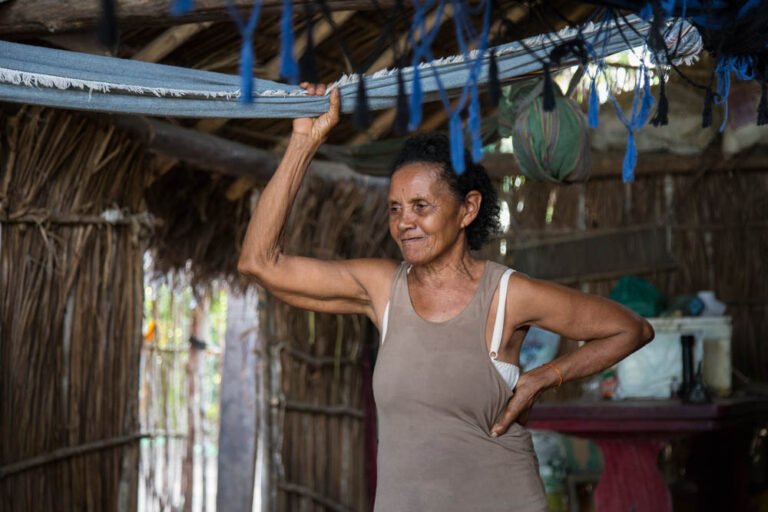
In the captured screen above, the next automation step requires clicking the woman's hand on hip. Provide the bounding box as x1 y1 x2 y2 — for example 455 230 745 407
490 369 553 437
293 83 341 146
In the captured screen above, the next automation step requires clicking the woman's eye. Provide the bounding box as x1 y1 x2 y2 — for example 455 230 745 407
414 203 428 212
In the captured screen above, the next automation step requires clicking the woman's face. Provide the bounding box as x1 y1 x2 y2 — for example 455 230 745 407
388 163 468 265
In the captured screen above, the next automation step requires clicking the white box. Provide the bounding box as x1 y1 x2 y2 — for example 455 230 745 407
614 316 732 399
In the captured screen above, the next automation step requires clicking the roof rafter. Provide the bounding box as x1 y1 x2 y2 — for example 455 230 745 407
0 0 399 37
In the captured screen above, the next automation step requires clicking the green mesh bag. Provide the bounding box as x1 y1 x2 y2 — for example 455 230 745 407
499 80 591 183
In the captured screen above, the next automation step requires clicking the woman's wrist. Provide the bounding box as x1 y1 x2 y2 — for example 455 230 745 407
288 131 322 153
522 363 563 394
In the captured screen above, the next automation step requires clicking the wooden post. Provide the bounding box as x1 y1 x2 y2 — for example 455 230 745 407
216 287 262 512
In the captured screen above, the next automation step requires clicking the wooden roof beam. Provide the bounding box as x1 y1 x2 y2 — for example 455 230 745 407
107 114 388 187
0 0 399 37
132 21 213 62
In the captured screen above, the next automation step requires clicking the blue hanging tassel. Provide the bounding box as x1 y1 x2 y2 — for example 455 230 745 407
279 0 298 83
638 69 655 126
171 0 194 16
737 0 761 18
227 0 262 105
622 130 637 183
469 90 482 163
240 40 254 103
639 2 653 20
588 77 599 128
715 57 732 132
660 0 675 17
449 112 465 174
409 65 423 131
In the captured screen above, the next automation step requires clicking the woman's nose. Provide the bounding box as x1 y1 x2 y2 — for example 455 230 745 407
397 209 416 231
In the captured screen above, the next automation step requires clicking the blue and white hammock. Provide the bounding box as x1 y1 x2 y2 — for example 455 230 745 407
0 13 701 178
0 15 699 117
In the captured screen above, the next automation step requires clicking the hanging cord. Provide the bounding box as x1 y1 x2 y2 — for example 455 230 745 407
278 0 298 83
510 3 594 112
298 3 320 83
617 10 717 130
98 0 119 51
225 0 263 104
317 0 375 128
410 0 492 171
407 0 448 131
369 0 411 133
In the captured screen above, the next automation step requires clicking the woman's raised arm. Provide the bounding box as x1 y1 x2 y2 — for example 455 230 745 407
237 85 396 323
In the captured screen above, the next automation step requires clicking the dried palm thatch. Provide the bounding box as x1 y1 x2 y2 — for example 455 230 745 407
145 166 252 290
0 106 151 510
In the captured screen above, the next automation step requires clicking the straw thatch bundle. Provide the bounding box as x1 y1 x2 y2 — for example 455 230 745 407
0 106 151 511
145 166 252 290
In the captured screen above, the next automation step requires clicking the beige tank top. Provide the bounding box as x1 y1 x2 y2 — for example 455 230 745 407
372 261 546 512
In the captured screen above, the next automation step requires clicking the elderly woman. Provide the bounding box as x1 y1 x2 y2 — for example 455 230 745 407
238 85 654 511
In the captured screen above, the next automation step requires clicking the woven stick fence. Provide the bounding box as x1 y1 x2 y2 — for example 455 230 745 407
260 176 395 512
0 107 151 511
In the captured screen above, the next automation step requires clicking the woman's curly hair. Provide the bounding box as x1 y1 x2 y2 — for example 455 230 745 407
390 133 501 251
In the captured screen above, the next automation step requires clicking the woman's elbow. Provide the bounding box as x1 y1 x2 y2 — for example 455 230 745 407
237 253 268 283
635 318 655 348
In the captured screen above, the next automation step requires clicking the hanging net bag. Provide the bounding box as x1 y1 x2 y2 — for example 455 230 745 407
499 80 592 183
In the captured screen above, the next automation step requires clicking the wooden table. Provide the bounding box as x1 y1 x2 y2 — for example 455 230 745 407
527 397 768 512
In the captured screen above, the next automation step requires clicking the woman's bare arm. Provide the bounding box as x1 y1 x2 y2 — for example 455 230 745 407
237 86 395 323
491 274 654 436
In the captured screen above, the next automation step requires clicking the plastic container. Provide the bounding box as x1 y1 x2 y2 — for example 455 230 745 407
614 316 732 399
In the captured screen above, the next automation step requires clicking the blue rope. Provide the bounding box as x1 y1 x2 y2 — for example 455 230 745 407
609 64 655 183
737 0 762 18
408 0 446 131
170 0 194 16
449 111 464 173
225 0 263 104
715 55 755 132
279 0 298 83
417 0 491 172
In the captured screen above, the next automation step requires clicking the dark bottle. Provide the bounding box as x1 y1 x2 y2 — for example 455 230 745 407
679 334 695 398
684 362 712 404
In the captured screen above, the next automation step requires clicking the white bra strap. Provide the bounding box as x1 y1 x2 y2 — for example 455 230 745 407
381 301 390 345
490 269 515 359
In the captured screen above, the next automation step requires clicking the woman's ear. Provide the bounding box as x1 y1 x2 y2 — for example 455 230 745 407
460 191 482 228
